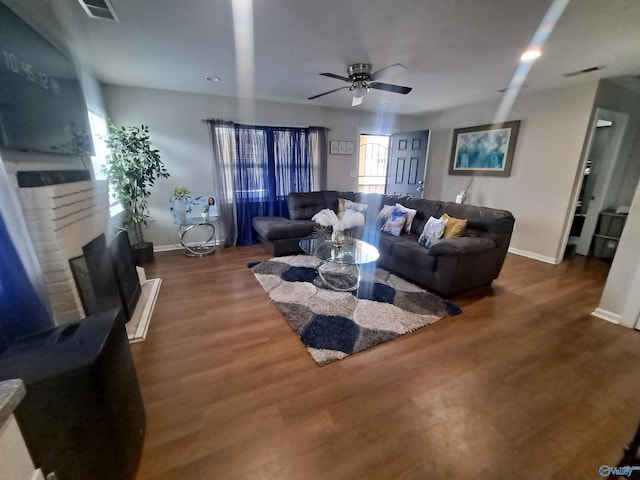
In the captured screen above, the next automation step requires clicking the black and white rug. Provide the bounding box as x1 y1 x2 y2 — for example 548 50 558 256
251 255 462 366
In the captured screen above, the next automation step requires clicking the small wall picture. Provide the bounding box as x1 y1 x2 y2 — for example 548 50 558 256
170 194 218 223
330 140 355 155
449 121 520 177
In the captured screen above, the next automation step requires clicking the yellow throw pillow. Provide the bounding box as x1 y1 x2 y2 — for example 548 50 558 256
441 213 467 237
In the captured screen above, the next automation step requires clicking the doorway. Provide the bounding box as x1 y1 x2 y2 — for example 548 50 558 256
566 108 629 257
357 134 390 193
357 130 430 195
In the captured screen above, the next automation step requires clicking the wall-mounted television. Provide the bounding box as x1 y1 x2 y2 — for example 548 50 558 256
0 2 94 155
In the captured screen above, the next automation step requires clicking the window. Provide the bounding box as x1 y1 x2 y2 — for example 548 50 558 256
357 134 390 193
88 109 123 216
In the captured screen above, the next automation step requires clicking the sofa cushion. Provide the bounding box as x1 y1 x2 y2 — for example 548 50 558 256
391 238 437 272
286 191 342 219
377 231 404 255
428 237 496 256
288 192 329 220
252 217 317 241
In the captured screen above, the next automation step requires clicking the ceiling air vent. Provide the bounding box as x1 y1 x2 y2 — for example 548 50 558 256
564 65 605 77
77 0 119 21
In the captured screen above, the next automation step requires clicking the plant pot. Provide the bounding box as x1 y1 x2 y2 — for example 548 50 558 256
131 242 155 266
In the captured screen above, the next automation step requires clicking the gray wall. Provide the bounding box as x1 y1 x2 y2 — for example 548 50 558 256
414 81 600 263
102 84 423 248
592 79 640 328
592 79 640 211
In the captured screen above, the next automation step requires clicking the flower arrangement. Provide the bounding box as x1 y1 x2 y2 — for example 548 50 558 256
311 208 365 246
172 185 191 200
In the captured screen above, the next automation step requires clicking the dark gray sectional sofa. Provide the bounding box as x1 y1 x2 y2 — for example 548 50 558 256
252 190 515 296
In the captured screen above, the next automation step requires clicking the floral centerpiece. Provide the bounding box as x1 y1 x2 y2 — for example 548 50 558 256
172 185 191 200
311 208 365 247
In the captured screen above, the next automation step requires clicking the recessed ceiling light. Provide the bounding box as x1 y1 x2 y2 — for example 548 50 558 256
520 49 541 62
383 100 392 104
205 76 221 82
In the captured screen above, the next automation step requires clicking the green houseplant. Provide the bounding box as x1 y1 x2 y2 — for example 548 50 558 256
103 123 170 264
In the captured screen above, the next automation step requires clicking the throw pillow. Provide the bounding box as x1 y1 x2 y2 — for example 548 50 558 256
342 199 368 216
337 198 367 218
377 204 395 219
441 213 468 237
418 216 446 248
395 203 417 233
381 208 407 236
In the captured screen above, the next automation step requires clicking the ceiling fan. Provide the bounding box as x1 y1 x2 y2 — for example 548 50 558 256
308 63 412 106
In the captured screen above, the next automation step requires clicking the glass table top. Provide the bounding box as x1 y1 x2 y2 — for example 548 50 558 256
299 234 380 265
174 216 219 226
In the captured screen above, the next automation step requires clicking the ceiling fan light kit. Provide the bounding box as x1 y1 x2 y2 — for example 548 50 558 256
309 63 412 106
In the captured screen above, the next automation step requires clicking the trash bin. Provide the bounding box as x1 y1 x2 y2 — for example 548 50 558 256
0 309 146 480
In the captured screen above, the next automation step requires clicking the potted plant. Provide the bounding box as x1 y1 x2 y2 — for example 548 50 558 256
103 123 170 265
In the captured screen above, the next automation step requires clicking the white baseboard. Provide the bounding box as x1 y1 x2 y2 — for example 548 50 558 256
592 308 621 325
154 243 183 252
155 241 222 253
508 247 559 265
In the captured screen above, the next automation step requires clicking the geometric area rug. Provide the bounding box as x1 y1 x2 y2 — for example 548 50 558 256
251 255 462 366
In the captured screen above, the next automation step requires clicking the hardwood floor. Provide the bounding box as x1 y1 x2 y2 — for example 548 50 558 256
131 247 640 479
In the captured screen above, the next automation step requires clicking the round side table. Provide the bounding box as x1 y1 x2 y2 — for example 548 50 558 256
176 217 218 257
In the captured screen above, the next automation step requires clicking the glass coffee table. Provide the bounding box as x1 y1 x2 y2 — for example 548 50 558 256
298 234 380 292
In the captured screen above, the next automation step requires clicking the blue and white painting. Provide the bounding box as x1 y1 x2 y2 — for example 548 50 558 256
453 127 511 171
449 121 520 177
170 194 218 224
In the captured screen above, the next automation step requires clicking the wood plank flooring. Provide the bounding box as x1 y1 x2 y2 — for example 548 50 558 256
131 247 640 479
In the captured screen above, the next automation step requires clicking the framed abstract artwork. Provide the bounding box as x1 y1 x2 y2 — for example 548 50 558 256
448 121 520 177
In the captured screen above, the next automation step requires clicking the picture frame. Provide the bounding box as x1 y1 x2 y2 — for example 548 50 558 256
170 194 218 224
329 140 355 155
448 120 520 177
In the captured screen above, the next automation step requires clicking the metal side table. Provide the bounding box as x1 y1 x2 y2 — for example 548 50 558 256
176 216 218 257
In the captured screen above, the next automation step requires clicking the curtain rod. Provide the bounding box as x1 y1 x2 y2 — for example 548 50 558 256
202 119 330 131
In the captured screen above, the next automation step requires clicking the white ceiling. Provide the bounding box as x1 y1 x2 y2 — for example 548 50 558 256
4 0 640 115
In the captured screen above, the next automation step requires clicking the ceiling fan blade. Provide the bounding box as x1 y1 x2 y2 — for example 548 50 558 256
308 86 348 100
320 72 351 82
370 63 407 81
352 96 364 107
370 82 412 95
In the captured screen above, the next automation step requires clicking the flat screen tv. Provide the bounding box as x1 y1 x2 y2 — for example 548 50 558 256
0 2 94 155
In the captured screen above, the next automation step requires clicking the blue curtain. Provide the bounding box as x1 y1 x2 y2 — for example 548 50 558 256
205 120 326 246
0 214 52 352
0 158 53 352
233 125 315 245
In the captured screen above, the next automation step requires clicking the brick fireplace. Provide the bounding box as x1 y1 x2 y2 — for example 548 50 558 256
17 179 110 324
